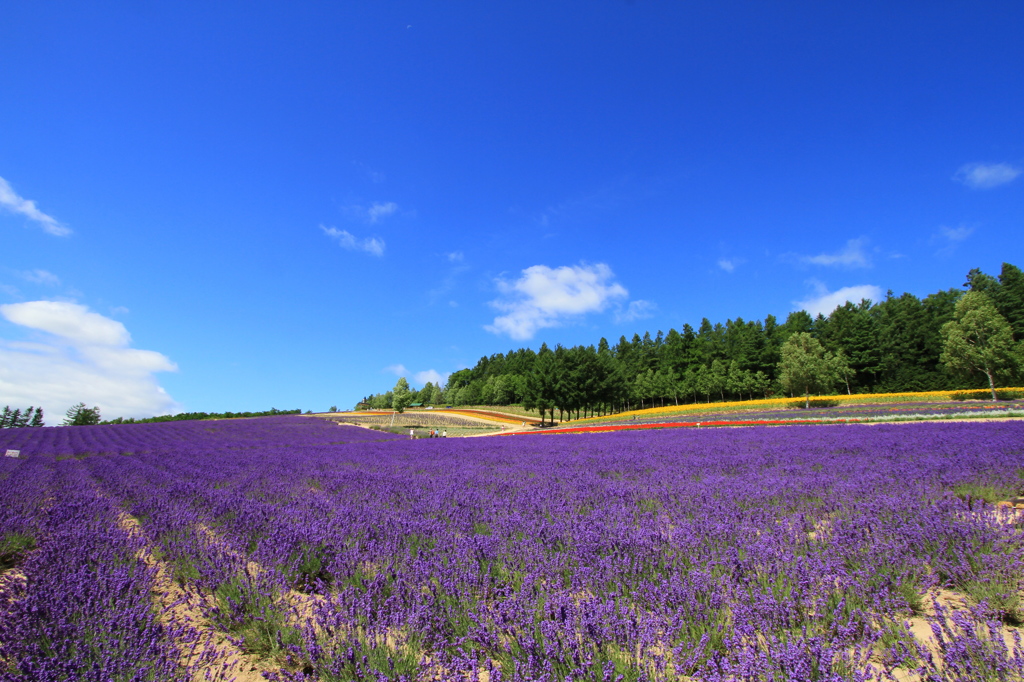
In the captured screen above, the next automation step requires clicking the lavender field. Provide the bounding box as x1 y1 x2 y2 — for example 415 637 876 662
2 417 1024 681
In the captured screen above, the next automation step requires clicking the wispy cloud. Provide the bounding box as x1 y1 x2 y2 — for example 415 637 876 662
801 238 871 268
930 224 974 256
414 369 447 387
0 300 179 421
615 299 657 324
17 269 61 286
954 162 1021 189
533 184 620 231
937 225 974 242
320 225 385 256
717 258 742 273
428 252 471 306
351 161 386 184
0 177 71 237
793 281 882 317
339 200 403 224
383 364 448 388
367 202 398 223
485 263 630 340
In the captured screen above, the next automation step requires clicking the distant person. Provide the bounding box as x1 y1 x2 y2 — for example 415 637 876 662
409 429 414 439
443 430 447 437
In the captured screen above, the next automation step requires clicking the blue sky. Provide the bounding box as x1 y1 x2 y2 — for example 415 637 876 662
1 2 1022 420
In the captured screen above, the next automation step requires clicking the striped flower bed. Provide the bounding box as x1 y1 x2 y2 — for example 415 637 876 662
504 417 862 435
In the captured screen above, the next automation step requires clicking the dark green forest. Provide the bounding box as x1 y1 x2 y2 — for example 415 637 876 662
361 263 1024 420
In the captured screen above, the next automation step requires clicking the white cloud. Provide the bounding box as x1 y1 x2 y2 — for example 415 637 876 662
717 259 738 273
931 224 974 256
936 224 974 243
320 225 385 256
367 202 398 223
447 251 464 263
485 263 630 340
414 369 448 387
0 301 179 422
615 299 657 324
2 300 131 346
802 238 870 268
17 269 61 286
0 177 71 236
954 162 1021 189
383 365 447 388
793 281 883 317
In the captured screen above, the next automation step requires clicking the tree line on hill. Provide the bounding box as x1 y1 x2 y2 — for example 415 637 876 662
0 406 45 428
359 262 1024 421
0 404 306 427
100 407 303 424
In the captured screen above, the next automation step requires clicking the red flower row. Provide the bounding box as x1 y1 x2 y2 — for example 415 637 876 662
504 418 861 435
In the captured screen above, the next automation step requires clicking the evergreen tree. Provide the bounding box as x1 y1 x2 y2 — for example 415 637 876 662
596 340 621 415
415 382 434 405
29 407 44 427
654 368 679 406
759 314 783 380
632 369 655 409
695 365 713 403
818 300 880 391
709 359 728 401
874 291 948 392
661 328 687 376
996 263 1024 339
524 344 557 424
63 403 101 426
14 408 32 428
679 368 699 404
751 371 771 399
478 377 497 405
782 310 814 339
966 268 1000 295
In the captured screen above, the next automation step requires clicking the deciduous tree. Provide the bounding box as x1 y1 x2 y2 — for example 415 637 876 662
778 333 847 408
940 291 1020 400
391 378 413 413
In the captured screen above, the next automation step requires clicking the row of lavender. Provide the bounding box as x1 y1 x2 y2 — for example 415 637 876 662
2 417 1024 680
0 434 217 681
